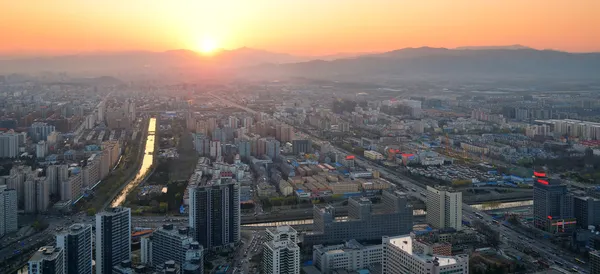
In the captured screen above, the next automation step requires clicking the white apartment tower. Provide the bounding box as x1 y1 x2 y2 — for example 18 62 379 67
262 239 300 274
426 186 462 231
262 226 300 274
96 207 131 274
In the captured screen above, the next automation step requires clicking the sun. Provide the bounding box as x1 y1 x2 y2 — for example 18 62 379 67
198 37 218 54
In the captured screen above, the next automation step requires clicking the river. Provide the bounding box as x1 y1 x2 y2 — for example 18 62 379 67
110 117 157 207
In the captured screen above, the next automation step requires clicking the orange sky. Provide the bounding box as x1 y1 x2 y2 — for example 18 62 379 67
1 0 599 55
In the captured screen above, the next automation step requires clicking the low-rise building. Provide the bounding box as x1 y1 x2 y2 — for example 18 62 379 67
382 235 469 274
313 239 383 274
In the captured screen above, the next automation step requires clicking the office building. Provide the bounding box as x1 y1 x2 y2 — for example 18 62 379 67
27 246 65 274
573 196 600 229
0 131 20 158
426 186 462 231
56 224 93 274
150 224 204 273
303 190 413 247
590 250 600 274
292 140 312 155
0 187 18 236
263 235 300 274
382 235 469 274
189 180 240 250
140 236 152 265
313 240 383 274
96 207 131 274
533 171 575 232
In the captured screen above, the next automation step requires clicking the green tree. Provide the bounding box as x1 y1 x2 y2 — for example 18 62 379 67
159 202 168 213
87 208 96 216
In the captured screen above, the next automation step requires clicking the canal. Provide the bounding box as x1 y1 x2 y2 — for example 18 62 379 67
111 117 157 207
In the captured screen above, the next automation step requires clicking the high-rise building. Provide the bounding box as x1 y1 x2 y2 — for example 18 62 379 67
265 138 280 160
36 141 48 159
27 246 65 274
229 116 239 129
426 186 462 231
573 196 600 229
209 140 221 159
236 139 251 159
150 224 203 273
292 140 312 155
0 131 20 158
0 186 18 236
56 224 93 274
140 236 152 265
382 235 468 274
189 180 240 250
82 154 100 188
36 178 50 212
533 170 575 232
24 177 37 213
590 250 600 274
242 117 253 128
95 207 131 274
60 172 82 202
46 165 59 196
265 225 298 243
29 122 56 142
303 191 413 247
313 240 382 274
193 134 210 156
262 226 300 274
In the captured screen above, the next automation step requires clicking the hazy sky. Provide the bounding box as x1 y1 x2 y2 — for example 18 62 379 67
2 0 599 55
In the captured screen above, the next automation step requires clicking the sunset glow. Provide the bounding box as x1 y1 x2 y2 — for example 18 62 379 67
1 0 599 55
198 37 218 54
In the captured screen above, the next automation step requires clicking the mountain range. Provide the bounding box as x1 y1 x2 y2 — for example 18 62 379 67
1 46 599 81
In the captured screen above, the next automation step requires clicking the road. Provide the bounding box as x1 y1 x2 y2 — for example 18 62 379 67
211 93 589 273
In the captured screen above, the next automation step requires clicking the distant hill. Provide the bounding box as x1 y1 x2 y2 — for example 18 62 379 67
2 46 600 82
242 47 600 81
0 48 305 74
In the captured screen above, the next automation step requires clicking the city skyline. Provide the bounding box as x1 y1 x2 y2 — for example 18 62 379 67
2 0 600 56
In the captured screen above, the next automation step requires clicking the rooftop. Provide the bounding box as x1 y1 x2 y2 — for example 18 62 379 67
386 235 459 267
29 246 62 262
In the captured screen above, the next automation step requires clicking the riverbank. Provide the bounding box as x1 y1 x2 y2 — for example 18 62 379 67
109 117 158 208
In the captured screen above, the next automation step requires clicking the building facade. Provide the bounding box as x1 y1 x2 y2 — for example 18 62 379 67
426 186 462 231
95 207 131 274
263 237 300 274
27 246 65 274
573 196 600 229
533 171 575 232
150 224 203 273
382 235 468 274
0 186 18 236
56 224 93 274
189 181 240 250
303 191 413 247
313 240 383 274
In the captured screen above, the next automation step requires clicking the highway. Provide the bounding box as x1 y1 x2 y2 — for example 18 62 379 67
211 93 589 273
